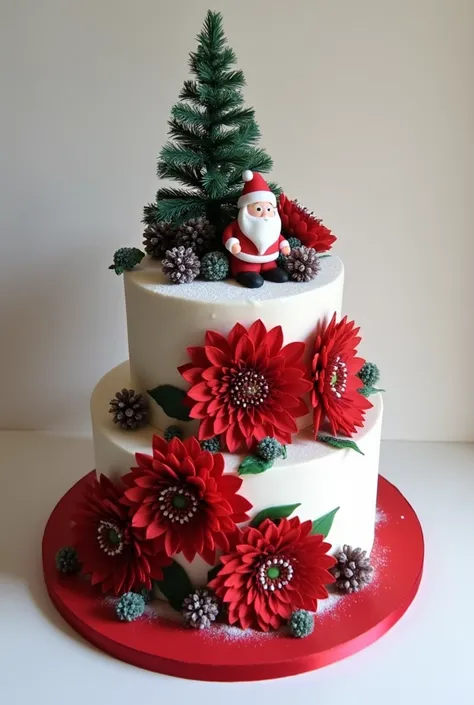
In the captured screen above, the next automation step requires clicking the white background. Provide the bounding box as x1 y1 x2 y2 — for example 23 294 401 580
1 0 473 440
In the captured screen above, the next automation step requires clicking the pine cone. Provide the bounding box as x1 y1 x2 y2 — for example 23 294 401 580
162 246 200 284
182 588 219 629
142 222 175 258
332 545 374 593
175 217 215 255
286 246 321 282
109 389 148 430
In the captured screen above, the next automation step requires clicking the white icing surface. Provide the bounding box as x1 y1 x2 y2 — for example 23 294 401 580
91 361 383 586
124 255 344 431
128 254 343 302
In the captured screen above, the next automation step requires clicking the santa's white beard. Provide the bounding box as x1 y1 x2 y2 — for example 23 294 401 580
238 206 282 255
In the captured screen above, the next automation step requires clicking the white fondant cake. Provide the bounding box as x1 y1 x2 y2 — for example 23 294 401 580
91 360 382 584
124 255 344 432
91 251 383 589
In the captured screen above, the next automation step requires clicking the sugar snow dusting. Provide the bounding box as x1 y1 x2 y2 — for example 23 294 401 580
202 622 280 643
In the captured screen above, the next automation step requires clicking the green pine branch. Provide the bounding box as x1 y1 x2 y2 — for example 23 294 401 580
144 10 277 234
171 103 208 129
157 162 203 190
159 143 204 168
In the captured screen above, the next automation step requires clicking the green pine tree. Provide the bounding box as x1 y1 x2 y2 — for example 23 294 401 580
143 10 277 235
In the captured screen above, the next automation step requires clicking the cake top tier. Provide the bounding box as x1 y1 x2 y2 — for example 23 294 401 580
127 254 344 303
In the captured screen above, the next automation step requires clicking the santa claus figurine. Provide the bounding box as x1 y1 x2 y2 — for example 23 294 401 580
223 170 290 288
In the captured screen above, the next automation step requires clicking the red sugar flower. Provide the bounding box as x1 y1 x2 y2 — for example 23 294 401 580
311 313 372 438
208 517 336 631
179 320 312 452
278 193 336 252
123 435 252 565
72 474 171 595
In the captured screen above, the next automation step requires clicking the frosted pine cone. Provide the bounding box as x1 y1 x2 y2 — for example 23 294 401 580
142 222 175 258
175 217 215 255
109 389 148 430
162 246 200 284
332 545 374 593
182 588 219 629
286 246 321 282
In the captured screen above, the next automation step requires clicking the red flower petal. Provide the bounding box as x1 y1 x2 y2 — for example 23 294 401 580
119 438 252 564
179 320 310 451
72 476 170 596
310 314 371 437
209 516 335 631
280 341 306 366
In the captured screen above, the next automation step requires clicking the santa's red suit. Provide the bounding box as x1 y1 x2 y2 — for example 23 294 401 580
222 170 289 276
223 221 288 275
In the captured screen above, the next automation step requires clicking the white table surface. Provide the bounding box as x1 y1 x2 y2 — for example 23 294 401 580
1 432 473 705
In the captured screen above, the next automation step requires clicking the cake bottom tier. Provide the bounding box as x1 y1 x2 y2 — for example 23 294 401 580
91 361 383 585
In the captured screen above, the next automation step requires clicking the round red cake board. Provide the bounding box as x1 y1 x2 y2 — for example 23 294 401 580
42 472 424 681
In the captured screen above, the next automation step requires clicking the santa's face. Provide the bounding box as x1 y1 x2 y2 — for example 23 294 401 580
238 201 281 254
247 201 277 218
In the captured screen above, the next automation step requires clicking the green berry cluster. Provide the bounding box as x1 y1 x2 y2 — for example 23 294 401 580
200 437 221 453
55 546 80 574
288 609 314 638
116 592 146 622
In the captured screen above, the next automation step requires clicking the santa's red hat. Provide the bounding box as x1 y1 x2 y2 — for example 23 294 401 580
237 170 277 209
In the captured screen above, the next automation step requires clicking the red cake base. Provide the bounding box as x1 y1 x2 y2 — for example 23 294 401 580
42 472 424 681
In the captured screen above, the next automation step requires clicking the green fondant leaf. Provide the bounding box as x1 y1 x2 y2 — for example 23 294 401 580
358 386 385 397
317 434 364 455
147 384 191 422
154 560 193 611
250 503 301 528
238 455 273 475
281 445 287 460
317 254 331 259
311 506 340 537
207 564 221 583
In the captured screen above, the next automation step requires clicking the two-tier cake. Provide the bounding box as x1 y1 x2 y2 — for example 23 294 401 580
43 10 423 680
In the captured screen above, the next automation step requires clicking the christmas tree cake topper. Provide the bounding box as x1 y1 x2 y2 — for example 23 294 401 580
223 170 290 288
143 10 277 236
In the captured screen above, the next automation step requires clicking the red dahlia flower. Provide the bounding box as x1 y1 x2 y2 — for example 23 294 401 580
278 193 336 252
311 313 372 438
208 517 336 631
179 320 312 451
72 474 171 595
123 436 252 564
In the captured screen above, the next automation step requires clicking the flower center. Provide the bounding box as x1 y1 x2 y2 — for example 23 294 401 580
97 520 126 556
229 368 269 409
329 356 347 398
257 556 294 591
159 486 199 524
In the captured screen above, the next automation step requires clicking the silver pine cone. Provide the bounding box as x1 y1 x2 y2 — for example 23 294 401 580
332 545 374 593
175 217 215 255
182 588 219 629
162 246 200 284
142 222 175 258
109 388 148 430
286 245 320 282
